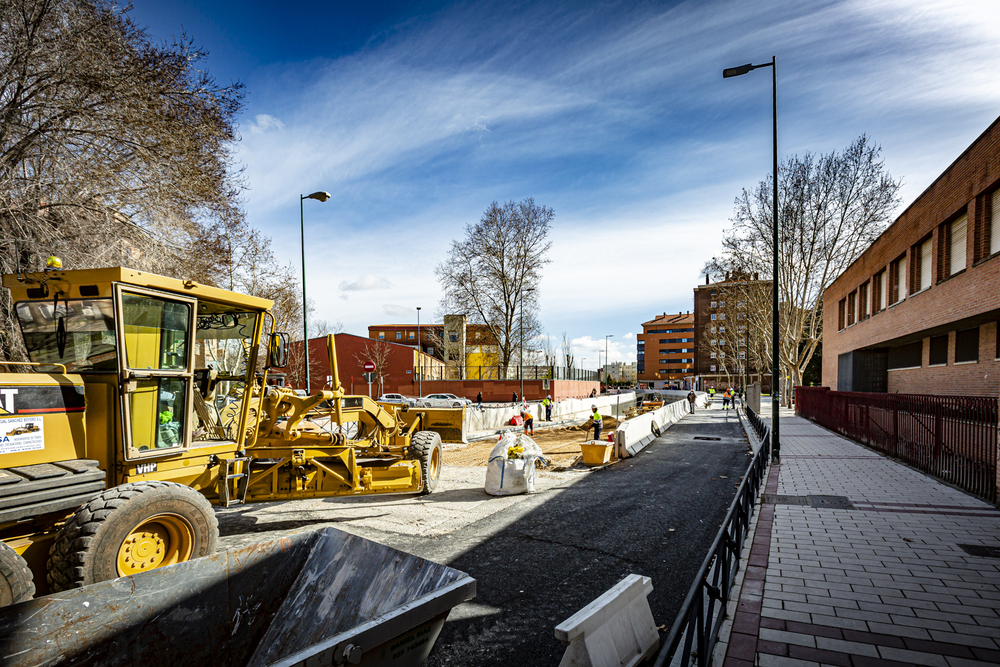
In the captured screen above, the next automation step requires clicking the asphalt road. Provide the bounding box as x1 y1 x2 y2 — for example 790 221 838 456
216 406 751 666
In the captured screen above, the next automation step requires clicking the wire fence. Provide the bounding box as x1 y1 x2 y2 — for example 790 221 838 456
416 365 600 382
796 387 998 503
654 403 771 667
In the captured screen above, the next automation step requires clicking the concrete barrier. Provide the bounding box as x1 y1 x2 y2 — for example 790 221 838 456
463 393 636 434
554 574 658 667
614 392 707 458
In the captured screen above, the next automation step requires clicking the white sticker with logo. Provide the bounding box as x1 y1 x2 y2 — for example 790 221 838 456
0 416 44 454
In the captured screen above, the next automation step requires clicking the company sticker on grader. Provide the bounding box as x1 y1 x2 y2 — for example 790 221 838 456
0 416 44 455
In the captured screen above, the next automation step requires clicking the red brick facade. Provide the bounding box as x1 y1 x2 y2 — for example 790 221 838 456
824 115 1000 396
637 312 695 386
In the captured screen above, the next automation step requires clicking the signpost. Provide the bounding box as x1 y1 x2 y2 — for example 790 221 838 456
362 362 376 398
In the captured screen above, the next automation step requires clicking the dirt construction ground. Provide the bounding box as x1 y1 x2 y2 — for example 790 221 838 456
445 416 620 467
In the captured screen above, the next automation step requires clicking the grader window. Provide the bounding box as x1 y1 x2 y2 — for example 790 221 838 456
16 298 117 372
130 377 187 450
121 294 191 371
192 310 259 442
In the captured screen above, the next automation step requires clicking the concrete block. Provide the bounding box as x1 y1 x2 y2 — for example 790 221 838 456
554 574 658 667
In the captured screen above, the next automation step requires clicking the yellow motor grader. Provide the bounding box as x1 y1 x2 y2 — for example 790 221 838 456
0 267 463 605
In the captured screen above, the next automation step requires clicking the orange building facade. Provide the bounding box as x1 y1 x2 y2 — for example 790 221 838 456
637 312 695 387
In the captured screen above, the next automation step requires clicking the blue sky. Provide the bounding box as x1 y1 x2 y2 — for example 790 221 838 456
132 0 1000 368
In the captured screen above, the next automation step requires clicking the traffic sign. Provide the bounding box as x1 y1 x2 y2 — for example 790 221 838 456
363 361 375 372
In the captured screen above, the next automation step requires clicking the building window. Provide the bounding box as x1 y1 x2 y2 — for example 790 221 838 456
719 352 726 359
719 301 726 307
710 301 717 308
449 333 458 342
719 314 726 320
950 213 967 275
847 291 857 326
874 269 887 312
378 332 385 339
710 326 717 333
711 314 717 321
720 339 727 346
888 341 922 370
710 352 717 359
408 332 415 339
659 360 668 364
859 281 870 320
737 301 745 308
738 351 746 359
991 189 1000 257
915 237 932 292
889 254 907 304
710 365 716 372
929 335 948 366
395 332 402 340
955 327 979 363
659 339 668 343
838 298 846 330
720 326 726 333
711 339 717 346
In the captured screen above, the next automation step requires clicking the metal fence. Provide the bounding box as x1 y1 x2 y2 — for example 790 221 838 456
417 365 600 382
796 387 998 503
654 404 771 667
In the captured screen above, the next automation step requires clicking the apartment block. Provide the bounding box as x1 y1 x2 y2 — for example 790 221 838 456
693 275 772 391
637 312 695 387
824 114 1000 395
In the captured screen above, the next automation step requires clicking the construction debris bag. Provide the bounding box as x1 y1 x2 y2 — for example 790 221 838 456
485 432 544 496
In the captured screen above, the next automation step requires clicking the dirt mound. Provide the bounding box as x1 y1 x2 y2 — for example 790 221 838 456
446 417 618 468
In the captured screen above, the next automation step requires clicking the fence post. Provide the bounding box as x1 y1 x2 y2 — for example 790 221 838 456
933 403 943 472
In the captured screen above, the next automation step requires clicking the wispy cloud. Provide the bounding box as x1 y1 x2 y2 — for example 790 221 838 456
338 274 393 291
382 304 414 318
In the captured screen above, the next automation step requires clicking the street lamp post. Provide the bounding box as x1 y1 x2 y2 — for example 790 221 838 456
300 191 331 394
519 287 535 403
605 334 613 387
724 55 779 461
416 307 422 398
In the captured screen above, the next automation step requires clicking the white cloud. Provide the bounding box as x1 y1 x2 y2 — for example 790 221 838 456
382 304 414 319
622 333 635 340
339 274 394 291
247 113 285 134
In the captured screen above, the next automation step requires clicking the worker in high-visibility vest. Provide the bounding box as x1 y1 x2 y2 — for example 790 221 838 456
590 405 602 441
542 395 552 421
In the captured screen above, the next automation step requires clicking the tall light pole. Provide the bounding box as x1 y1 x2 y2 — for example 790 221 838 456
724 55 779 461
519 287 535 402
416 307 422 398
300 191 331 393
605 334 613 386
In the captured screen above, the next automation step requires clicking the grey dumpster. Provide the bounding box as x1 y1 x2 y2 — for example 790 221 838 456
0 527 475 666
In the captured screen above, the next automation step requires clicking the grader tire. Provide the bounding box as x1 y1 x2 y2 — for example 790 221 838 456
0 542 34 606
47 481 218 592
410 431 443 495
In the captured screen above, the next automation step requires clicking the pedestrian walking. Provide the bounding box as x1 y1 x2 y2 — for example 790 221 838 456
543 395 552 421
590 405 603 441
723 389 731 410
521 409 534 436
476 391 483 410
512 391 518 403
590 388 597 398
687 390 696 413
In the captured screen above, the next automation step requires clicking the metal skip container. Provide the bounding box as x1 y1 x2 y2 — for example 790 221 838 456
0 528 475 667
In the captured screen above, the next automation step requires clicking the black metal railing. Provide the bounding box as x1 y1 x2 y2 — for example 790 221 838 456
654 404 771 667
796 387 998 503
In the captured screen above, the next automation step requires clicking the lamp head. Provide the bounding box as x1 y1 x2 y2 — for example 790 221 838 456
723 64 754 78
305 191 331 202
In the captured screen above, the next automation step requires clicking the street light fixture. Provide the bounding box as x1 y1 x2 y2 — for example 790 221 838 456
416 307 422 398
723 55 780 462
300 190 331 394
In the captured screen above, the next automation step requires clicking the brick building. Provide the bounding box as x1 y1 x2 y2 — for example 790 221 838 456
637 312 695 388
824 115 1000 395
368 318 499 379
693 276 772 392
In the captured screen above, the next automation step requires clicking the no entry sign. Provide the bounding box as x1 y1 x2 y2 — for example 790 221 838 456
363 361 376 372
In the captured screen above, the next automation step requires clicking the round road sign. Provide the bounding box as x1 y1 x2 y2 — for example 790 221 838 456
363 361 376 372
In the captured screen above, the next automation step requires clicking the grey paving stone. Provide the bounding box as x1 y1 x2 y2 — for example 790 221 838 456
877 646 950 667
928 629 999 649
814 636 880 657
865 621 932 640
761 607 813 623
809 613 869 631
759 627 817 648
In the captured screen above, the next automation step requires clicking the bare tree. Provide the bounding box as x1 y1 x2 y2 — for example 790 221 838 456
355 339 393 396
0 0 245 359
718 136 902 402
436 199 553 377
561 332 574 369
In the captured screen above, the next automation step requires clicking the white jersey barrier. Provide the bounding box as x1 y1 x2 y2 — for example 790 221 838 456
464 392 636 434
614 392 707 458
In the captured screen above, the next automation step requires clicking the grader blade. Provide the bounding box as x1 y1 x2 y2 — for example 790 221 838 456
398 407 467 444
0 528 475 667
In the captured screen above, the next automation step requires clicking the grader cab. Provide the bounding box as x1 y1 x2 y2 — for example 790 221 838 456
0 267 462 605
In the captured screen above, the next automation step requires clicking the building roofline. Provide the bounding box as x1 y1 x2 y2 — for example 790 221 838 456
832 113 1000 289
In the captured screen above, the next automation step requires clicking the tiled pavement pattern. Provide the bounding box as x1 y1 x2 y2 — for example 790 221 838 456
724 409 1000 667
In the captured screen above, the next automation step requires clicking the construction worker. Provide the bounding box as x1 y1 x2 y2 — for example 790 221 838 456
723 389 731 410
543 395 552 421
590 405 602 441
521 409 534 436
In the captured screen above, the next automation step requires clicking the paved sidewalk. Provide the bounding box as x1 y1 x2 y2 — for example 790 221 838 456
722 408 1000 667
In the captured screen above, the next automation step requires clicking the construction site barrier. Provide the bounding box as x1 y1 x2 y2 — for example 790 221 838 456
614 392 707 458
464 393 637 433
